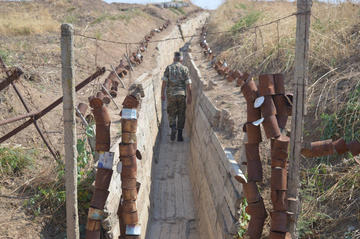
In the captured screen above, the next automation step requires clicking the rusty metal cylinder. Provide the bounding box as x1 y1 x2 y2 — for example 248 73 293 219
96 91 111 105
94 168 113 190
273 74 285 95
243 182 261 203
276 115 288 130
245 143 262 182
110 90 117 98
271 167 287 190
111 80 119 91
259 74 275 96
271 135 290 160
332 138 348 155
273 95 292 117
122 200 137 213
85 229 100 239
245 143 260 161
246 199 267 239
302 139 334 158
90 189 109 210
226 71 235 82
270 211 288 233
246 123 262 144
261 95 277 117
271 158 287 168
247 103 262 122
91 98 111 152
122 211 139 225
122 188 137 201
247 159 263 182
122 95 139 108
348 140 360 156
86 218 101 231
262 115 281 139
121 165 137 179
122 132 137 144
237 72 249 87
85 219 101 238
122 119 138 133
77 103 88 117
119 143 137 157
271 190 288 211
121 178 137 189
103 78 113 90
241 79 259 103
85 114 95 124
121 156 137 167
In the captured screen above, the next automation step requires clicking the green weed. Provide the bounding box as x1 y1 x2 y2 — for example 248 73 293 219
0 146 35 176
320 84 360 143
236 198 250 238
26 124 95 216
90 14 107 25
231 11 262 33
64 14 78 24
176 7 186 15
0 48 12 65
235 3 247 10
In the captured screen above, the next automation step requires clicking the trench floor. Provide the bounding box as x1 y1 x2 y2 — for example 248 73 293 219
146 105 198 239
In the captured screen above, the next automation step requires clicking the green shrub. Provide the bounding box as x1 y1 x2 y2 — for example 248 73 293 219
236 198 250 238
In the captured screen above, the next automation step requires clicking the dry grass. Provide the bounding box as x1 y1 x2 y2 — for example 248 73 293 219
0 6 58 36
207 0 359 77
207 0 360 238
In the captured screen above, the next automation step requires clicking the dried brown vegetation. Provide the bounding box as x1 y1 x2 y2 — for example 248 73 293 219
206 0 360 238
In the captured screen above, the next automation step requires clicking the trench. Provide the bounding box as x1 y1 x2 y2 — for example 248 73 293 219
104 12 243 239
146 104 198 238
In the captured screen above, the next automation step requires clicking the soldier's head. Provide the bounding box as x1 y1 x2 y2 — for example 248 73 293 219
174 52 183 62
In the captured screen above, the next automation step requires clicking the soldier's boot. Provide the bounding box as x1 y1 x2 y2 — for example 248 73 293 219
177 129 184 142
170 125 177 141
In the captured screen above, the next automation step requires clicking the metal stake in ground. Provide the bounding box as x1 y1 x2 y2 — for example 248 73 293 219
288 0 312 238
61 23 80 239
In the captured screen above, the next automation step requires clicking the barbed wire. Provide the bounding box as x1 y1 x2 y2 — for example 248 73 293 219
74 11 309 46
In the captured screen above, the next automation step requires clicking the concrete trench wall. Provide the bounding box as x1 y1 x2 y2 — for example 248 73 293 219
103 13 209 239
183 53 243 239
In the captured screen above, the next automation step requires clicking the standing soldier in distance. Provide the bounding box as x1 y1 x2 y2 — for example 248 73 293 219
161 52 192 141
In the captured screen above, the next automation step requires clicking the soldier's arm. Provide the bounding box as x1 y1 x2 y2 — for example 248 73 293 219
161 66 169 100
186 84 192 104
184 68 192 104
161 81 167 101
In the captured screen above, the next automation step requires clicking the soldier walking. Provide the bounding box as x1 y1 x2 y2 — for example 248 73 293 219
161 52 192 141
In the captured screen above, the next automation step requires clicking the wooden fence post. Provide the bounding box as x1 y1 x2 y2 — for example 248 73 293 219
61 23 80 239
288 0 312 238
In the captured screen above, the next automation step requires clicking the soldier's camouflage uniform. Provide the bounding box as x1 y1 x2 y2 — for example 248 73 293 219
162 61 192 130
